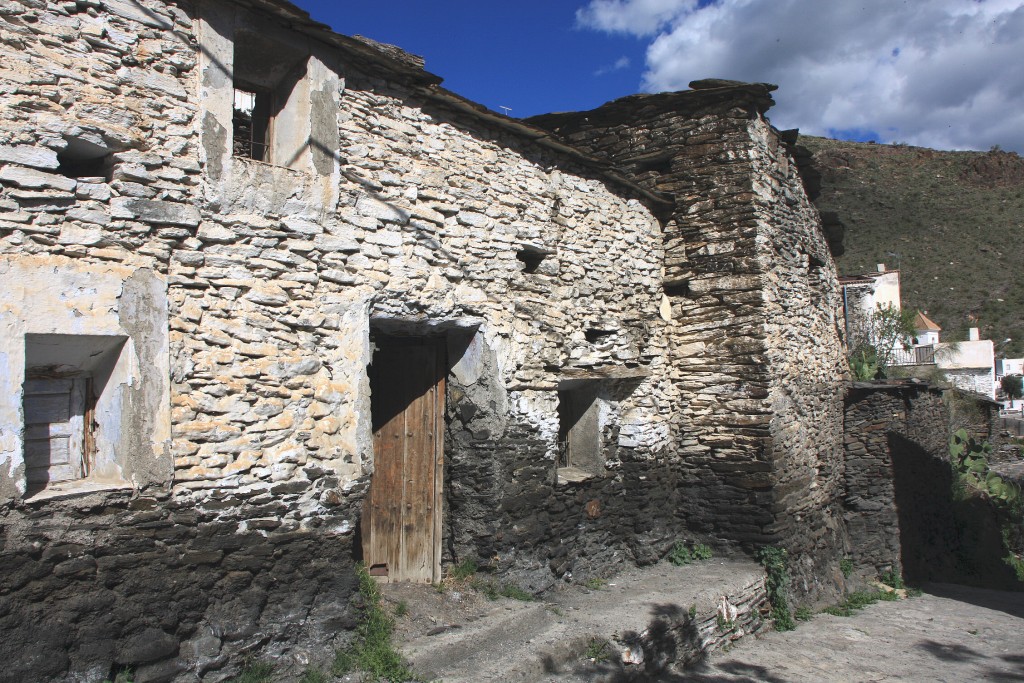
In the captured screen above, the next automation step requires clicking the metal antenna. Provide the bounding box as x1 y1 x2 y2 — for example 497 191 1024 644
499 106 512 116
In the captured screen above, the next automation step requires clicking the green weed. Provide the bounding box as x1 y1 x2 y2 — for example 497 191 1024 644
879 568 905 589
584 577 606 590
299 668 328 683
450 558 478 581
839 558 853 578
667 541 713 566
394 600 409 617
331 564 419 683
226 661 274 683
584 639 610 662
470 577 533 602
101 669 134 683
756 546 795 631
794 606 812 621
823 590 896 616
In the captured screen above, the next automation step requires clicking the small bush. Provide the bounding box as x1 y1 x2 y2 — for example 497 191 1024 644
823 590 896 616
794 606 812 621
839 558 853 578
879 568 904 589
692 543 713 560
470 577 533 602
499 583 534 601
668 541 713 566
716 613 734 631
102 668 134 683
668 542 694 566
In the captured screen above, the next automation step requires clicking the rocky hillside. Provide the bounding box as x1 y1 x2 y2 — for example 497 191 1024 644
800 136 1024 356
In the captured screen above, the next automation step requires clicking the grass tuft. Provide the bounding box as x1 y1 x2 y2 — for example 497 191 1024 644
331 564 419 682
226 661 274 683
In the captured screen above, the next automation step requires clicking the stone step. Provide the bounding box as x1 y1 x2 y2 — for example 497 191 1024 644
395 558 768 682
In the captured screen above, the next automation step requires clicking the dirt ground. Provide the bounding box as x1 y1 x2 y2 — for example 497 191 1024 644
381 574 505 643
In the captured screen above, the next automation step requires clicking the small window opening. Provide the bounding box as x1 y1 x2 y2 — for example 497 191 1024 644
632 153 674 176
517 247 548 274
231 30 308 168
56 138 112 181
22 334 126 495
557 383 602 476
232 85 271 161
663 280 690 298
585 329 615 343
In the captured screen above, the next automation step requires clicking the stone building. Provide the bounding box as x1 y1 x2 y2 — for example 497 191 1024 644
0 0 846 679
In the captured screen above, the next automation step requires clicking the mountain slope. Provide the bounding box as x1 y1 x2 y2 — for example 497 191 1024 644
800 136 1024 356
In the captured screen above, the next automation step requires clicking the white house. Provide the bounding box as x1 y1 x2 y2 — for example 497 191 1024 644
936 327 996 400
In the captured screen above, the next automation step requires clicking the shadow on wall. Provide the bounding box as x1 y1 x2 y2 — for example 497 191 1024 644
890 433 1021 589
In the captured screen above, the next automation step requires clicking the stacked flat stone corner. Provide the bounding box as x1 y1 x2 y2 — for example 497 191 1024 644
0 0 850 679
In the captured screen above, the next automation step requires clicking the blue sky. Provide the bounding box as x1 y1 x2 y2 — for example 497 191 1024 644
294 0 1024 153
297 1 649 119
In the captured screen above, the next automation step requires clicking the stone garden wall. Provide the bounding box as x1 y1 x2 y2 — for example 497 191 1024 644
842 383 950 580
841 382 1005 586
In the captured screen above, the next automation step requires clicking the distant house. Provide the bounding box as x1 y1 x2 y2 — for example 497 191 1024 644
935 327 996 400
912 311 941 346
839 264 902 355
839 266 996 398
996 358 1024 380
839 264 901 339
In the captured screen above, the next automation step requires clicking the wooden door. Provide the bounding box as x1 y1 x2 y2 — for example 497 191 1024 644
364 336 445 583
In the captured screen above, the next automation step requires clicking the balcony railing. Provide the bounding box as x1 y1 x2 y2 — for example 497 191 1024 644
890 345 936 366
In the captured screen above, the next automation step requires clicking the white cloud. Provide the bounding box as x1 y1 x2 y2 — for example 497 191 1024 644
595 55 632 76
577 0 1024 152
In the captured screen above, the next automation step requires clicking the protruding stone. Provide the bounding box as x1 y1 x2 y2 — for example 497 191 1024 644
111 198 200 227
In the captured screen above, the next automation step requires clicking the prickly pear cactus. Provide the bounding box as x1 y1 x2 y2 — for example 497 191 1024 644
950 429 1021 507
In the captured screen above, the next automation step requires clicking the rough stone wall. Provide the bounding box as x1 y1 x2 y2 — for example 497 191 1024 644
842 384 949 579
751 119 848 600
331 71 679 590
0 0 676 678
943 368 995 401
528 87 849 601
840 382 1008 586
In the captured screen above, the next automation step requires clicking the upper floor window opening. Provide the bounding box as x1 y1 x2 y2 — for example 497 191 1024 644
231 30 309 168
232 85 271 161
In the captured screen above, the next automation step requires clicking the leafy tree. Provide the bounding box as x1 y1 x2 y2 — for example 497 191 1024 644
1001 374 1023 406
1001 373 1023 399
847 303 917 378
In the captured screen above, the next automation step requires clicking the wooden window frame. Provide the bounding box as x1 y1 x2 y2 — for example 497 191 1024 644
232 83 272 163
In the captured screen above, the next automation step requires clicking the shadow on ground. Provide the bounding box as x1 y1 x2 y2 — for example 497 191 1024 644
543 601 770 682
923 582 1024 620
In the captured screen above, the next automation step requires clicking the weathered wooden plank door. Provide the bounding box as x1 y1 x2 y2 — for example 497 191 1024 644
364 336 444 583
23 378 87 488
